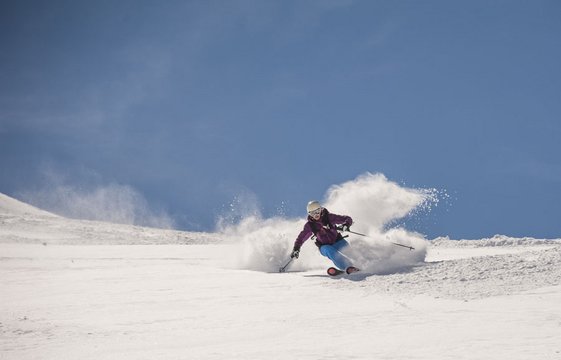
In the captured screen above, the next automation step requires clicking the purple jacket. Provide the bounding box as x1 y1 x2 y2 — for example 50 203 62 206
293 209 352 250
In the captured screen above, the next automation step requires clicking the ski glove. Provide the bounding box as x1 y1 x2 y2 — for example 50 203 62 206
290 249 300 259
340 224 351 232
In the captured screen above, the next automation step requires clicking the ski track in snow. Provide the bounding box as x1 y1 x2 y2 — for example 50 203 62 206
1 193 561 360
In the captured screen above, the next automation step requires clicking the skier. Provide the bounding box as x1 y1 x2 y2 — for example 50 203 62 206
290 200 359 275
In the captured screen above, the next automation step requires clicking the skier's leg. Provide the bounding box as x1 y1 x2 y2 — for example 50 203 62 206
320 244 351 270
329 239 359 273
333 239 349 251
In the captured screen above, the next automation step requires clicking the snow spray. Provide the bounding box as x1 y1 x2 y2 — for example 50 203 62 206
220 173 440 274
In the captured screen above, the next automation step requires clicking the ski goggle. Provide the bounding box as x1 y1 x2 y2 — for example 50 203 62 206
308 208 322 217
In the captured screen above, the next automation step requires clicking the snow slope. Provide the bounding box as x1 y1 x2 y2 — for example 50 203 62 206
1 192 560 360
0 193 219 246
0 193 57 218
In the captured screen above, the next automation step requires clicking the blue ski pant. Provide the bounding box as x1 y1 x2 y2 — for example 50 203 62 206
319 239 351 270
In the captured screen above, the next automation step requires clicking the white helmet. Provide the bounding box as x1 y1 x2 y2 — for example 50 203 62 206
306 200 322 214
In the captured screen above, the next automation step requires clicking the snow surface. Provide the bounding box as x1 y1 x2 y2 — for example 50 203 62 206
1 183 561 359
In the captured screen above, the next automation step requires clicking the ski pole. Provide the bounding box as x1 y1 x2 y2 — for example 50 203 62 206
338 227 415 250
279 257 293 273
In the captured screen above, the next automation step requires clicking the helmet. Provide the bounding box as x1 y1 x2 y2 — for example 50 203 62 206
306 200 322 214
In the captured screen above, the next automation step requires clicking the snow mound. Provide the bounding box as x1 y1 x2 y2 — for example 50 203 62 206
0 192 57 217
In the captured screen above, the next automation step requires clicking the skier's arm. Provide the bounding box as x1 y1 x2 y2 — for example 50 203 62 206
292 223 313 254
328 213 353 229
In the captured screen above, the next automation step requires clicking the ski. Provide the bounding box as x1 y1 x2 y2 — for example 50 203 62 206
327 266 360 277
327 267 345 276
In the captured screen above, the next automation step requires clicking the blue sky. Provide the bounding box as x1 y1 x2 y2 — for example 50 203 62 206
1 0 560 239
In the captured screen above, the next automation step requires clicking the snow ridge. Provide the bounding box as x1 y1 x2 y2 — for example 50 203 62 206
433 234 559 247
0 193 57 218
